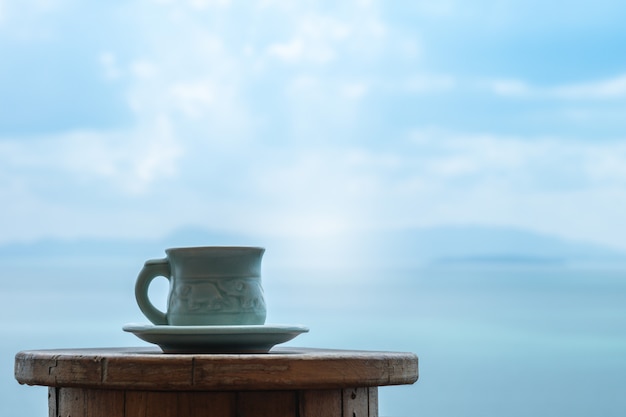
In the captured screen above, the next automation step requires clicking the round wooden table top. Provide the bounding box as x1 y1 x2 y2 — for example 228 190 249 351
15 347 418 391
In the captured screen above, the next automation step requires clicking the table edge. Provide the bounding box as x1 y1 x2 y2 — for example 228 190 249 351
15 346 419 390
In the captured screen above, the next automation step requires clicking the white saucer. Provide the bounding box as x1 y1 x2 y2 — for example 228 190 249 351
122 323 309 354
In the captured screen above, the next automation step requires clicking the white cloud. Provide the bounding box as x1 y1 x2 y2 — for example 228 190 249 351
553 74 626 99
340 82 369 99
408 129 626 189
99 51 123 80
263 3 385 66
188 0 231 9
248 147 385 238
411 1 456 17
0 0 68 40
583 143 626 185
381 129 626 248
266 16 351 65
1 118 184 196
105 0 389 148
406 73 457 93
130 59 159 80
168 80 217 118
488 79 532 97
267 38 305 62
488 74 626 100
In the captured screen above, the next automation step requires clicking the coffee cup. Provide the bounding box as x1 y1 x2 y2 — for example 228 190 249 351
135 246 266 326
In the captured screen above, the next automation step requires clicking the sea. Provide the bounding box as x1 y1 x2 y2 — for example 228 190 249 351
2 258 626 417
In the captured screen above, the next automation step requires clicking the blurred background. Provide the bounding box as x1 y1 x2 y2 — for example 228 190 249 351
2 1 626 416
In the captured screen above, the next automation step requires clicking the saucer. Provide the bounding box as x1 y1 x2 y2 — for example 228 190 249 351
122 323 309 354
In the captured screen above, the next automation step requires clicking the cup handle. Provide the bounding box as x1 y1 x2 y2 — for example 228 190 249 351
135 258 171 325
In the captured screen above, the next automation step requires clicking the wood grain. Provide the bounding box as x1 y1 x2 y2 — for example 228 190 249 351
343 387 369 417
176 391 236 417
237 391 296 417
48 388 56 417
53 388 125 417
15 347 418 391
368 387 379 417
125 391 179 417
298 389 342 417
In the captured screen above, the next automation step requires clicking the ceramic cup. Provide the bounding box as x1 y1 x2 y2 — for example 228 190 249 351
135 246 266 326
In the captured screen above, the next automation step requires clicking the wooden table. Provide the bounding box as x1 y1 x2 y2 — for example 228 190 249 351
15 347 418 417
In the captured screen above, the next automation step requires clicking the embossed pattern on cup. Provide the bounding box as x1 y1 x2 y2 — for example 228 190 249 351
168 277 266 325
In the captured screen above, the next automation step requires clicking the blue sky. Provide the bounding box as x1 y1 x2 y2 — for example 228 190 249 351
2 0 626 250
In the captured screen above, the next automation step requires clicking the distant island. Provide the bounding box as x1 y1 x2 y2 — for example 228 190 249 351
431 255 566 266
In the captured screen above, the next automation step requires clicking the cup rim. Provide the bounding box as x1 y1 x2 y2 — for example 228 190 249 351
165 246 265 254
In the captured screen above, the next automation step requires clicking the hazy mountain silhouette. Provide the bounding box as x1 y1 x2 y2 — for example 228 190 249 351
367 225 626 266
0 226 259 260
1 225 625 266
